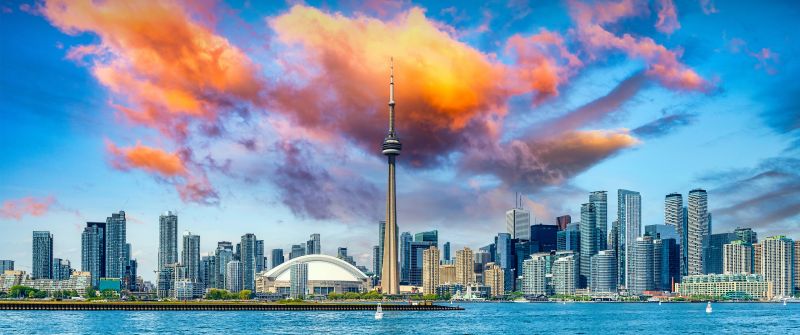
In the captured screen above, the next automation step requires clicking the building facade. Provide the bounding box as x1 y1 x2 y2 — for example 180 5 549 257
579 202 597 288
455 247 475 285
422 247 440 295
105 211 127 279
590 250 617 293
761 236 794 297
664 193 685 277
506 208 531 241
705 233 738 275
32 231 53 280
723 240 753 275
553 254 578 295
676 274 772 300
225 260 242 293
158 211 178 271
271 248 284 269
182 232 200 283
240 233 258 291
289 262 309 299
686 189 708 276
484 262 504 298
629 236 654 295
589 191 608 251
618 189 641 288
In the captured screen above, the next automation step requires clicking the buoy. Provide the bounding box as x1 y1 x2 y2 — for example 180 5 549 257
705 302 712 313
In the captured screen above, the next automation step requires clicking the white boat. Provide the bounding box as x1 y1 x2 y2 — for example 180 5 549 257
705 302 712 313
784 299 787 306
658 300 662 306
374 303 383 320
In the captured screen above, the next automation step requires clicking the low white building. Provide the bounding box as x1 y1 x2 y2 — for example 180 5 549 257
256 254 369 296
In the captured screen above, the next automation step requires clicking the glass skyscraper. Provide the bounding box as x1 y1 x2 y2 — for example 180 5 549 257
32 231 53 279
530 224 558 253
589 191 608 251
579 203 597 288
618 189 641 287
506 208 531 241
629 236 654 294
399 232 412 284
215 242 234 289
105 211 127 279
687 189 708 275
271 248 284 269
705 232 737 274
182 232 200 283
414 230 438 248
159 211 178 271
443 241 451 262
664 193 685 277
240 233 257 291
81 222 105 287
590 250 617 293
306 234 320 255
255 240 265 273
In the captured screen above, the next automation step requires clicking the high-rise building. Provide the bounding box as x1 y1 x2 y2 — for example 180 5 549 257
705 233 738 274
158 211 178 271
337 247 356 265
753 243 763 275
687 189 708 276
290 244 305 259
200 255 216 288
0 260 13 272
455 247 475 285
215 242 234 289
629 236 654 294
655 238 681 290
589 191 608 250
530 224 558 253
579 203 597 288
618 189 641 287
723 240 753 275
255 240 265 273
506 207 531 241
290 262 308 299
371 246 380 275
439 264 456 285
422 247 440 295
409 241 434 286
306 234 321 255
225 260 242 293
376 220 385 280
590 250 617 293
240 234 257 291
664 193 685 276
484 262 504 298
271 249 285 269
795 241 800 295
644 224 679 241
81 222 105 287
552 254 578 295
495 233 514 292
52 258 72 281
415 230 438 248
557 222 580 252
734 227 758 245
32 231 53 279
105 211 127 279
182 232 200 283
473 250 491 284
761 236 794 297
522 255 548 296
556 215 571 231
443 242 451 262
380 62 402 295
399 232 412 283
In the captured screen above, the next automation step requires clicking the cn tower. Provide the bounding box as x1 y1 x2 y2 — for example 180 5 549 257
380 59 401 294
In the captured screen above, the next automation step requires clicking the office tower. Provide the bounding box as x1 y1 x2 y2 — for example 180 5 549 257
734 227 758 244
761 236 794 297
506 207 531 241
81 222 105 287
795 241 800 295
32 231 53 279
290 244 305 259
372 246 381 275
182 232 200 283
126 258 138 292
484 262 504 297
455 247 475 285
0 260 13 272
473 251 491 284
380 62 402 295
644 224 679 241
589 191 608 250
664 193 684 276
609 220 619 259
271 249 285 269
557 222 580 252
158 211 178 271
512 239 532 290
618 189 641 287
682 206 689 275
254 240 265 274
200 255 216 288
306 234 321 255
553 254 578 295
443 242 451 262
400 232 412 283
723 240 753 274
629 236 654 294
289 262 308 299
235 243 241 261
556 215 571 231
687 189 708 275
225 260 242 293
157 264 177 298
530 224 558 252
705 233 738 274
240 234 257 291
376 220 385 280
439 264 456 284
579 202 597 288
653 239 663 291
52 258 71 281
495 233 514 292
337 247 356 265
409 241 434 286
422 247 440 295
655 238 681 290
590 250 617 293
753 243 763 274
415 230 438 248
522 255 547 296
105 211 127 279
215 242 234 289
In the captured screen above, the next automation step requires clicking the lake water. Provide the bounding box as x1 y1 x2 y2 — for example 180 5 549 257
1 302 798 334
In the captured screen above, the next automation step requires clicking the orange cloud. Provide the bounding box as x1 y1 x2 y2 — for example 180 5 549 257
655 0 680 35
570 0 707 91
42 0 265 140
107 142 187 177
0 196 57 220
506 29 583 102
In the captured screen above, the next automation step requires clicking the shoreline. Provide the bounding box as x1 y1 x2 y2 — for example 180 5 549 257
0 301 463 311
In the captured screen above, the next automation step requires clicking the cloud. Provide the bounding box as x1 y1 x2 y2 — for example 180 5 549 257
727 38 780 75
632 112 696 138
654 0 680 35
0 196 57 220
506 29 583 103
569 0 709 91
699 0 718 15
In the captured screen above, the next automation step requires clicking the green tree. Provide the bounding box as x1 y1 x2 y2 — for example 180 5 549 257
239 290 253 300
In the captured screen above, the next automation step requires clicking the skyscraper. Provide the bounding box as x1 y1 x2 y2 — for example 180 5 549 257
556 215 571 231
495 233 514 292
200 255 216 288
158 211 178 271
723 240 752 275
255 240 265 273
522 255 547 296
443 241 451 262
372 246 380 276
380 61 402 295
81 222 105 287
530 224 558 252
557 222 580 252
664 193 684 276
422 247 440 295
655 238 681 290
52 258 71 281
215 242 234 289
455 247 475 285
182 232 200 283
0 260 13 272
705 232 737 274
409 241 433 286
618 189 641 287
579 203 597 288
629 236 654 294
415 230 438 248
589 191 608 250
290 244 305 259
376 220 385 281
734 227 758 245
306 234 321 255
687 189 708 275
290 262 308 299
225 260 242 293
484 263 504 298
761 236 794 297
271 249 284 269
399 232 412 283
553 254 578 295
240 233 257 291
105 211 127 279
32 231 53 279
506 207 531 241
590 250 617 293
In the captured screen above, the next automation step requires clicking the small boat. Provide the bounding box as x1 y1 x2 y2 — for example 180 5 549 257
705 302 712 313
658 300 662 306
784 299 787 306
375 303 384 320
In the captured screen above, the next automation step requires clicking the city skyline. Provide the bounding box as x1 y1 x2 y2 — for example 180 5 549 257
1 0 799 283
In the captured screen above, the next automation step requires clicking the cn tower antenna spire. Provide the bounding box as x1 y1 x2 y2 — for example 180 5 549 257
388 57 396 136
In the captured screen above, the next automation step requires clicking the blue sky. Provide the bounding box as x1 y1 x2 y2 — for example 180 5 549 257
0 0 798 281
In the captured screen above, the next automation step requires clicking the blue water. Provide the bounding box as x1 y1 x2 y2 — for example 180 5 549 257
1 303 798 334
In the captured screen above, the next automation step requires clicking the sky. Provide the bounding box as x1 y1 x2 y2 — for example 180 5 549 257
0 0 798 282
